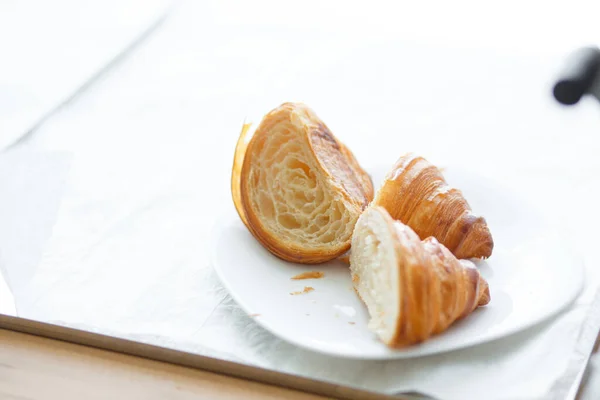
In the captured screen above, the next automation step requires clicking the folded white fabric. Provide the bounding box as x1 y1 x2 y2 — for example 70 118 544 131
0 0 171 151
0 267 14 316
0 149 71 314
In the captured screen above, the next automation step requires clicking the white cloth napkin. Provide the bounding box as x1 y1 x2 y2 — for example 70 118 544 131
0 149 71 314
0 268 15 316
4 1 600 399
0 0 171 151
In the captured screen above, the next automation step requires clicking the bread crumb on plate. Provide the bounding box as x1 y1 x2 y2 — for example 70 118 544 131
291 271 324 280
290 286 315 295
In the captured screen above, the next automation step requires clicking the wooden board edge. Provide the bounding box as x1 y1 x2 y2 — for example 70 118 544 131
0 314 407 400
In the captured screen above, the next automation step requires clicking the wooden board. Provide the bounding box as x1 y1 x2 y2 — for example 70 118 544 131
0 314 407 400
0 328 324 400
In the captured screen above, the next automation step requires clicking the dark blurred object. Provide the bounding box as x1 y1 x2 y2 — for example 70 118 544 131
553 46 600 105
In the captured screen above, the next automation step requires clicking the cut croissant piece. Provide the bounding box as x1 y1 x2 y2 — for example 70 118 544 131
373 153 493 259
234 102 374 264
350 206 490 348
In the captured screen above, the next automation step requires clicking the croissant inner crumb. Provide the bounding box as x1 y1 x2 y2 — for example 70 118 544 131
248 122 351 248
350 210 400 342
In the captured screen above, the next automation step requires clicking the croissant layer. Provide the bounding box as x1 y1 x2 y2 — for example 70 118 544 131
233 103 373 264
350 206 490 347
373 153 493 259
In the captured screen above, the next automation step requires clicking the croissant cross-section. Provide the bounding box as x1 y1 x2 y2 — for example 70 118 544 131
232 102 374 264
350 206 490 348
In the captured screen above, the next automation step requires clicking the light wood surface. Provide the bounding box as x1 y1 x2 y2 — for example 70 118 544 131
0 328 327 400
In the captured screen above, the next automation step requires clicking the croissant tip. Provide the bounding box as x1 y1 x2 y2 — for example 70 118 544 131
455 219 494 259
475 240 494 259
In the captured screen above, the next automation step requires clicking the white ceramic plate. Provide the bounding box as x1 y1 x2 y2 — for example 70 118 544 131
212 165 584 359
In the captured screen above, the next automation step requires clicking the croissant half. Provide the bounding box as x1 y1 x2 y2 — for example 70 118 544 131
233 102 374 264
350 206 490 347
373 153 493 259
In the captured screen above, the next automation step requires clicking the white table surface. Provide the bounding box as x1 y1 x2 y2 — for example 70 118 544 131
3 1 600 399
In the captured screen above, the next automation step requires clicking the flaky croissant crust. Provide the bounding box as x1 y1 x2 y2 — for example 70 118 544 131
374 153 493 259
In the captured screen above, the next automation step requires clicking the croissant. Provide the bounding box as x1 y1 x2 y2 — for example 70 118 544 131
373 153 493 259
231 102 374 264
350 206 490 348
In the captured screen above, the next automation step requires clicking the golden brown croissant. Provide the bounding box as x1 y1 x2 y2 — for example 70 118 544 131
373 153 493 259
350 206 490 347
232 102 374 264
